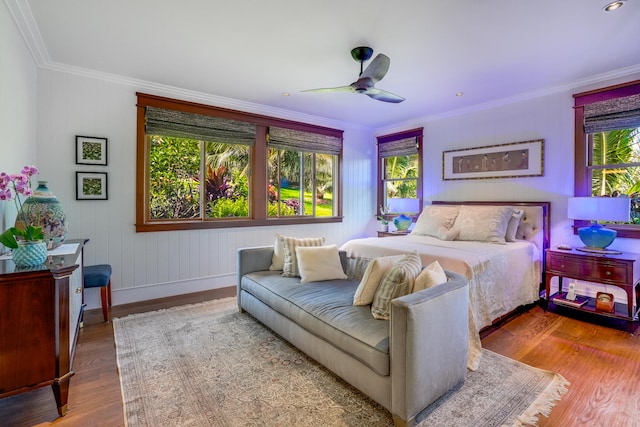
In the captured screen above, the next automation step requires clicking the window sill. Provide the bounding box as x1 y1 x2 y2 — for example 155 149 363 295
136 216 343 232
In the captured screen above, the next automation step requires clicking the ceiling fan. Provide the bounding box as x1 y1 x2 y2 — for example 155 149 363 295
303 46 405 103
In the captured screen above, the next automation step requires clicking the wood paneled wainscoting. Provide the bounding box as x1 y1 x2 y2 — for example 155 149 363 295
0 287 639 426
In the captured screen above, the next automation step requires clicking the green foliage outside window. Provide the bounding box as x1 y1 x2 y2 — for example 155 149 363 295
590 128 640 223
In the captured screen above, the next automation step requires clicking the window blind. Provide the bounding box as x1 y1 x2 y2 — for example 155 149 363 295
145 106 256 146
584 93 640 133
378 136 418 158
268 127 342 155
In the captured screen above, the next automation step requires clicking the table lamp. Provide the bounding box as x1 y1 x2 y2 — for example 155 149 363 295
567 197 630 252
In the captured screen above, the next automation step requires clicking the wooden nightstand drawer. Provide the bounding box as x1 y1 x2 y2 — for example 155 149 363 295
585 259 629 284
547 253 629 284
547 255 583 276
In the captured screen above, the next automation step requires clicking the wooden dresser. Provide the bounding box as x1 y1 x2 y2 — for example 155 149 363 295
0 239 86 416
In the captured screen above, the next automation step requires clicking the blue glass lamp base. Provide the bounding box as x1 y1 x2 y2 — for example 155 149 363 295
577 224 616 250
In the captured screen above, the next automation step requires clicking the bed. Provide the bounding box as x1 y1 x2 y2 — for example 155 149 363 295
340 201 550 368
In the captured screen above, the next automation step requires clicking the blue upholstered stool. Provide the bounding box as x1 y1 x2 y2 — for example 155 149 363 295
84 264 112 322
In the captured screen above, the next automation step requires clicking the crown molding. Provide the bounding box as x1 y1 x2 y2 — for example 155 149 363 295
5 0 49 66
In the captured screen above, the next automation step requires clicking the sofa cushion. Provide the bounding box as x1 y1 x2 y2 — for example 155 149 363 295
240 271 390 376
353 255 406 306
279 235 326 277
296 245 347 283
371 252 422 320
413 260 447 292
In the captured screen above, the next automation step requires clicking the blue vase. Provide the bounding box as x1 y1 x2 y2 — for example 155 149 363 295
393 214 413 231
12 240 48 267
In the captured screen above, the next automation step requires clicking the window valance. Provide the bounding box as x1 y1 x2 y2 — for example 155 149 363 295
378 136 419 158
268 126 342 155
584 93 640 133
145 106 256 146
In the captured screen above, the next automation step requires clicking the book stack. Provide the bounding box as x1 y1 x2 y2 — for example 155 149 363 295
552 292 589 308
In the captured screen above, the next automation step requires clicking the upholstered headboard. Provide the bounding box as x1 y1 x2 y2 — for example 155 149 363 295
431 201 550 257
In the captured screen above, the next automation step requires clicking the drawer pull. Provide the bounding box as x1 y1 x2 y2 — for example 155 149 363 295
75 287 82 294
605 271 612 276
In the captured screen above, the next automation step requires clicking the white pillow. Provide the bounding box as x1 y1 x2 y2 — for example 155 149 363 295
505 208 524 242
413 260 448 292
269 233 285 270
411 205 460 237
296 245 347 283
279 235 326 277
452 205 513 243
352 255 406 306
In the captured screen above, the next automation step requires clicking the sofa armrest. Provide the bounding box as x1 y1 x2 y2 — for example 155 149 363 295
390 271 469 426
237 246 275 308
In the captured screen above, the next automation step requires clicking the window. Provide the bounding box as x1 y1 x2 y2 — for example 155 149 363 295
136 93 343 232
377 128 423 218
573 80 640 238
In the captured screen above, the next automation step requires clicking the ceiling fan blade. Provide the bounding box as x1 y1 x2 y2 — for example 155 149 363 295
365 88 405 103
302 85 355 93
360 53 390 83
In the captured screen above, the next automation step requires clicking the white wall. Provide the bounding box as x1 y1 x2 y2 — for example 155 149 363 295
35 69 375 308
0 3 38 252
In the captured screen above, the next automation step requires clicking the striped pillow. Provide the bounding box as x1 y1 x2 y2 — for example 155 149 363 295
371 251 422 320
279 235 326 277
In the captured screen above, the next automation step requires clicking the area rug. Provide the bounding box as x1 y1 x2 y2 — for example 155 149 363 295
113 297 568 427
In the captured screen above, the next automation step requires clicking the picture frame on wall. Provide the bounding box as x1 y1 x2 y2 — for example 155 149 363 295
76 136 108 166
76 172 108 200
442 139 544 180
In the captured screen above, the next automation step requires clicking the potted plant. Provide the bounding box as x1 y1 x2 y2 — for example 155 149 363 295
377 205 390 232
0 166 47 267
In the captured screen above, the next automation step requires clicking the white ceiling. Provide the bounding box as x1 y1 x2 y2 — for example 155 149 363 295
16 0 640 128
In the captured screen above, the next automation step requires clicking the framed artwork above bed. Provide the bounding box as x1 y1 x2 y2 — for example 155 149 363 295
442 139 544 180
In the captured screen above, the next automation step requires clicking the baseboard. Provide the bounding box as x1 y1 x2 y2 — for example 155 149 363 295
83 273 236 309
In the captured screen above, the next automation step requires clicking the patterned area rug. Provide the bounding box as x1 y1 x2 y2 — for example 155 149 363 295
113 297 568 427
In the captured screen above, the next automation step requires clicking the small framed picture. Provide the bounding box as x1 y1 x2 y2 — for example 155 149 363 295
76 136 108 166
76 172 108 200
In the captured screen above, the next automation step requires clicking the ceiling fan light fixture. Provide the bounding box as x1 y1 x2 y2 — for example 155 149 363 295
603 1 625 12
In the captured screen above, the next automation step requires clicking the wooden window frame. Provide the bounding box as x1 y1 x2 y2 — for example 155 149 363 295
376 128 424 221
136 93 343 232
573 80 640 239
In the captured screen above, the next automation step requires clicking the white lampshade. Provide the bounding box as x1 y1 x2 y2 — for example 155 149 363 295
567 197 631 222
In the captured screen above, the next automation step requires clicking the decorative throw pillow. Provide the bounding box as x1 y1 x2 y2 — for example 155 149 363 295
352 255 406 306
279 235 326 277
452 205 513 243
411 205 460 237
296 245 347 283
371 252 422 320
269 233 285 271
413 260 448 292
505 208 524 242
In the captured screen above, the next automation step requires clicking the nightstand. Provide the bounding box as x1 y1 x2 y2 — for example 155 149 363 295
545 248 640 333
377 230 411 237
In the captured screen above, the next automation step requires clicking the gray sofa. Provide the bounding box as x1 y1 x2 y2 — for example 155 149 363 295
237 246 469 427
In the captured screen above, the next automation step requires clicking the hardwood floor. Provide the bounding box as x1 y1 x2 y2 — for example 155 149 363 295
1 289 639 427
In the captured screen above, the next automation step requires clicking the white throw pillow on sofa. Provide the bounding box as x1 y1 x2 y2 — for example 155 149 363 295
352 255 406 306
295 245 347 283
413 260 448 292
279 235 326 277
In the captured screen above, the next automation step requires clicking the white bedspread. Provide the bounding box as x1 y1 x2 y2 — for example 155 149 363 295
340 235 541 369
340 235 540 329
